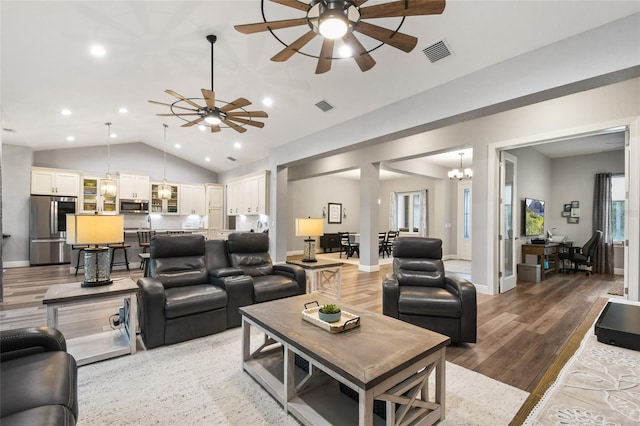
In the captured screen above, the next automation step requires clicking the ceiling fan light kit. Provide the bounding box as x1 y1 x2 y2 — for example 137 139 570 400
235 0 446 74
148 35 268 133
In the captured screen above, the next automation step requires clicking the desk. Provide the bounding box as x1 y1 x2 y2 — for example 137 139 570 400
521 243 559 281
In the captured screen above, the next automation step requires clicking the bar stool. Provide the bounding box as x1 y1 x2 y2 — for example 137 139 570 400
109 236 131 272
72 244 90 276
137 230 156 271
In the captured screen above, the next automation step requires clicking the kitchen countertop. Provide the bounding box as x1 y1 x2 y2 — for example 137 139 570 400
123 228 207 234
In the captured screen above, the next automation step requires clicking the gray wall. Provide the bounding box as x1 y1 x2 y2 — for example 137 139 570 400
1 145 33 263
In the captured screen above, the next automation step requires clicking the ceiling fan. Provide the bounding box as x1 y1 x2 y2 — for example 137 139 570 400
235 0 446 74
148 35 268 133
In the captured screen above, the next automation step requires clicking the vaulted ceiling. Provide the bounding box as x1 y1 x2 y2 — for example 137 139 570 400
2 1 638 173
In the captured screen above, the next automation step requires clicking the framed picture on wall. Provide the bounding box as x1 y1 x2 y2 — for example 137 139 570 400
564 204 571 212
571 201 580 208
328 203 342 224
561 211 570 217
568 216 579 224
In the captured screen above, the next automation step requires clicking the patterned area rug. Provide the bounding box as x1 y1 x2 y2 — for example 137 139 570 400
76 326 527 425
522 299 640 425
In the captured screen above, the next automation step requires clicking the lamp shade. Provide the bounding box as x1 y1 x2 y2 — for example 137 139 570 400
295 218 324 237
67 214 124 245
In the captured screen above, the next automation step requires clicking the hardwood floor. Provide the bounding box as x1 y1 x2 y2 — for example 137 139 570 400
0 260 621 393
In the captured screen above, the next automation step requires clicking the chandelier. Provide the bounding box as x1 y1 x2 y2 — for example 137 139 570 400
448 152 472 180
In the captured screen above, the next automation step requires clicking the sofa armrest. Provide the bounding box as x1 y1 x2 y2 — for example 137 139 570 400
212 275 254 328
0 327 67 362
445 275 477 342
136 277 167 349
209 267 244 279
273 263 306 295
382 272 400 318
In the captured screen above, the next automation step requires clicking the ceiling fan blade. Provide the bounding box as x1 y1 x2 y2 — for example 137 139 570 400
222 119 248 133
220 98 252 113
148 100 198 112
164 89 204 109
181 117 205 127
271 30 317 62
226 116 266 128
234 18 308 34
155 113 201 117
343 33 376 72
316 38 335 74
270 0 309 12
201 89 216 109
226 111 269 118
210 125 221 133
359 0 445 19
354 21 417 53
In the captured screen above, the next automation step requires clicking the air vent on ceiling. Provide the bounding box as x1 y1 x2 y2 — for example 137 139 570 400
423 40 451 63
315 100 334 112
2 128 16 133
226 156 237 162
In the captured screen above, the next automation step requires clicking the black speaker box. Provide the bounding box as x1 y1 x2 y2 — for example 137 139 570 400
594 302 640 351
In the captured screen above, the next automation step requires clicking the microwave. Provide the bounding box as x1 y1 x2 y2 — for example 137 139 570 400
120 199 149 214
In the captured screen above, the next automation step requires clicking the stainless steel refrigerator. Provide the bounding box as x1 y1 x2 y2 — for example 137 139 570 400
30 195 77 265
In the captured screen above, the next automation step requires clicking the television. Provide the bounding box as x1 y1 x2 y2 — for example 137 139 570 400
522 198 545 236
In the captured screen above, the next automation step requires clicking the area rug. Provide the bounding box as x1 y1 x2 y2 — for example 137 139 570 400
520 299 640 425
77 327 528 425
607 282 624 296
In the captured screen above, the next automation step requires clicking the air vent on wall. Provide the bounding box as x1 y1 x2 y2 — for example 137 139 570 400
315 100 334 112
226 156 237 162
423 40 451 63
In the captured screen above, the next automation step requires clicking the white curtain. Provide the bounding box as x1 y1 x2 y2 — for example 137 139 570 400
389 192 396 231
420 189 428 236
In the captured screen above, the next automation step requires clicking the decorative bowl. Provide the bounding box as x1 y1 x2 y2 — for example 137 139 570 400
318 311 342 323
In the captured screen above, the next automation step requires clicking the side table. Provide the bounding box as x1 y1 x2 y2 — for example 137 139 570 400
42 278 138 366
286 259 343 299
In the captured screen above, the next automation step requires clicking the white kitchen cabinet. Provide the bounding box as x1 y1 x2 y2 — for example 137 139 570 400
226 171 269 216
180 184 206 215
31 168 80 196
80 175 118 213
118 172 150 200
206 184 224 208
150 182 179 214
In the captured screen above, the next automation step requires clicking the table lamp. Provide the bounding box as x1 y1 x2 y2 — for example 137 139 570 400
67 214 124 287
295 217 324 262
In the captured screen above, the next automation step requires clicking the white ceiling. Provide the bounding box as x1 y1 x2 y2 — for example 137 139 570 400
2 1 638 173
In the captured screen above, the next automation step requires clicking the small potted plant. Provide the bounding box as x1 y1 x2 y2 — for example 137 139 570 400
318 304 342 323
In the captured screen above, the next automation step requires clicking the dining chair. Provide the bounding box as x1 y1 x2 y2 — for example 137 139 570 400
384 230 398 257
378 232 387 258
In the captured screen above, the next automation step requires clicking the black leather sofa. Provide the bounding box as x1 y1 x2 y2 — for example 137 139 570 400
0 327 78 426
382 237 477 344
137 233 305 348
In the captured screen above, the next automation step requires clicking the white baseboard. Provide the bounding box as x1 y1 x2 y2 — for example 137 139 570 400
358 264 380 272
3 260 30 268
614 267 624 275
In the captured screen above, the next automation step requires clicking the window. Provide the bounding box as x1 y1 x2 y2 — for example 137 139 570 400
611 175 625 242
463 188 471 239
396 191 421 232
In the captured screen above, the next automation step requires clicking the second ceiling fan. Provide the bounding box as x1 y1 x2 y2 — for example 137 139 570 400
235 0 446 74
149 35 268 133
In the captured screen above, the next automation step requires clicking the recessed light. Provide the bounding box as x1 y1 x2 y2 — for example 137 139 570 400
119 107 128 114
90 45 106 57
205 157 211 162
198 125 207 131
61 109 71 116
234 142 242 149
262 97 273 107
110 133 117 138
174 143 181 149
66 136 75 142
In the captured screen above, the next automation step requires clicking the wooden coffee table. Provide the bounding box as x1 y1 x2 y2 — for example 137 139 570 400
43 278 138 366
240 294 450 426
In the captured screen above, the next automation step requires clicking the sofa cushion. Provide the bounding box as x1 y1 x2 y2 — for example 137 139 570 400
229 252 274 276
1 405 76 426
164 284 227 319
1 351 78 419
252 276 300 303
154 257 208 288
398 286 461 318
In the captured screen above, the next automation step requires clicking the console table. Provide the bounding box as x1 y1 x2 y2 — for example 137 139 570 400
319 233 341 253
521 243 559 281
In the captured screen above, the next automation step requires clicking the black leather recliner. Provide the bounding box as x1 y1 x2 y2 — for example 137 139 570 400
0 327 78 426
225 232 306 304
137 234 228 349
382 237 477 344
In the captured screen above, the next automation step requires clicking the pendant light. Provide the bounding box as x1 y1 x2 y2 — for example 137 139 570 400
448 152 473 181
101 122 117 197
158 124 172 200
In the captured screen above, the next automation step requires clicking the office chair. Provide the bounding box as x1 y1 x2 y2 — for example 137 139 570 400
563 230 602 275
